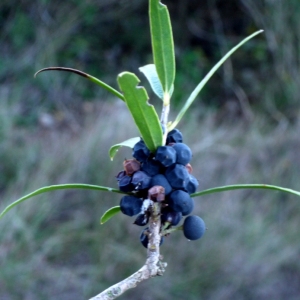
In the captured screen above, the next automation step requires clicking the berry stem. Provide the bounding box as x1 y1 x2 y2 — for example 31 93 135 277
161 225 183 236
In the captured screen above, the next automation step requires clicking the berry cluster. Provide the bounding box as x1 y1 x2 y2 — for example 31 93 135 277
116 128 206 248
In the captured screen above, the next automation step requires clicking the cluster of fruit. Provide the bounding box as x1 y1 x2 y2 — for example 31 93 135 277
116 128 206 248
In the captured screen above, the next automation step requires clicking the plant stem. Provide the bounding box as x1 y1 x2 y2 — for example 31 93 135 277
89 90 170 300
161 93 170 126
89 203 166 300
161 92 171 143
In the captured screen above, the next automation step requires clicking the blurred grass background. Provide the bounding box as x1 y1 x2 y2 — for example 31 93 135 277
1 0 300 299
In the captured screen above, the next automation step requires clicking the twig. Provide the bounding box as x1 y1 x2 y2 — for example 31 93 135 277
89 203 167 300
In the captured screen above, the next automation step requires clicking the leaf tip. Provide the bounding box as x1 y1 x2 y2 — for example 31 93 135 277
117 71 128 79
34 67 89 79
34 69 43 78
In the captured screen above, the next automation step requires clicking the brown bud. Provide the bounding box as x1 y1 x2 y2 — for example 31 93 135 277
123 159 141 175
185 163 193 174
148 185 165 202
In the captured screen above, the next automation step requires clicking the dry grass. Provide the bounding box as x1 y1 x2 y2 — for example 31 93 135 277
1 101 300 299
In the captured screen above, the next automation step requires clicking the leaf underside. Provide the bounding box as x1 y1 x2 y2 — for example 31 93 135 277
100 206 121 224
139 64 164 100
0 184 127 219
117 72 163 152
109 137 141 160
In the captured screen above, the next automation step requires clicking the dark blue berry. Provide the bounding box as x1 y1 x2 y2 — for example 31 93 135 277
165 164 189 190
185 175 199 194
133 213 149 226
131 171 151 190
168 190 194 216
118 175 134 192
120 195 143 217
115 170 126 181
151 174 172 195
132 139 150 162
172 143 192 165
166 129 183 144
161 208 182 226
155 146 176 167
141 159 161 176
140 227 164 248
183 215 206 240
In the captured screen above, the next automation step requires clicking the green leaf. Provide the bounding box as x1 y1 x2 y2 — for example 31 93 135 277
170 30 264 130
35 67 124 101
149 0 175 95
109 137 141 160
117 72 163 152
0 184 127 220
191 183 300 198
139 64 174 100
100 206 121 224
139 64 164 100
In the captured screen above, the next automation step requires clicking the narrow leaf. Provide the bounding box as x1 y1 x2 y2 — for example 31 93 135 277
0 184 127 219
139 64 164 100
170 30 264 130
100 206 121 224
149 0 175 94
117 72 163 152
109 137 141 160
191 183 300 198
35 67 124 101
